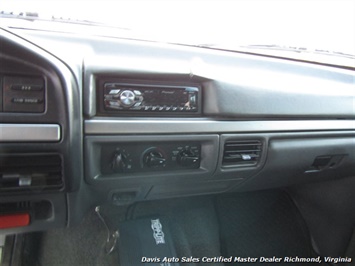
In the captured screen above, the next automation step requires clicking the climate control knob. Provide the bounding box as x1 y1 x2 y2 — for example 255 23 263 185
143 149 166 168
177 149 200 167
112 150 131 172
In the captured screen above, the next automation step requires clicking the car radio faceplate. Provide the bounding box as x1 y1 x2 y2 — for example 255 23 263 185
97 80 201 116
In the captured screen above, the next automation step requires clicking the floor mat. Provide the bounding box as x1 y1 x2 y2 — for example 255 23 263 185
215 190 319 265
128 196 224 266
24 210 120 266
25 196 222 266
22 190 320 266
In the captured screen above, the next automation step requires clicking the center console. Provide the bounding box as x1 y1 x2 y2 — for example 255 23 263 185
82 62 272 202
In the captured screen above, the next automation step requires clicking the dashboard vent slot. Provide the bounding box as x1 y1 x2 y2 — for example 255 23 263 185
0 154 63 192
223 140 262 166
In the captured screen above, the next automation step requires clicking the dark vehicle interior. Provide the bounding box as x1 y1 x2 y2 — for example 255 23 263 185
0 18 355 266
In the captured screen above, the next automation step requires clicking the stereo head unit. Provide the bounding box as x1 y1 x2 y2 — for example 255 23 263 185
97 80 201 116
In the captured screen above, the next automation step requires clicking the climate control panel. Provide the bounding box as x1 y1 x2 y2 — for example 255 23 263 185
101 142 201 175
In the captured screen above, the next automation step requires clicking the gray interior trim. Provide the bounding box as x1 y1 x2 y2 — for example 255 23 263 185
85 119 355 134
0 124 61 142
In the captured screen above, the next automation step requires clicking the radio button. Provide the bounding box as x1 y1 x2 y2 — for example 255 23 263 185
152 106 158 111
133 90 142 96
109 89 120 95
144 106 151 111
159 106 165 111
172 107 178 111
131 106 142 110
108 101 120 107
165 106 171 111
189 94 197 105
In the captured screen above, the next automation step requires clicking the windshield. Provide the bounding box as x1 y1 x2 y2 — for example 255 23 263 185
1 0 355 66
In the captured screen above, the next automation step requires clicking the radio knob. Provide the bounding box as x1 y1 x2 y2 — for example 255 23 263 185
120 90 136 107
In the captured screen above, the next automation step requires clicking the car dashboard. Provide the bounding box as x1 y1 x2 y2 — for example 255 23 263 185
0 27 355 237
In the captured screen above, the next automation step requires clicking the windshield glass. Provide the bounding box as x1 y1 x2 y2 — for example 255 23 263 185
1 0 355 65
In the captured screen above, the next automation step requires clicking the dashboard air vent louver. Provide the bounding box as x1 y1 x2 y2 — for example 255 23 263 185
0 154 63 192
223 140 262 166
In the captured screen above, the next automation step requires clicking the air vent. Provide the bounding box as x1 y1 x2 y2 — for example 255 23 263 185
0 154 63 192
223 140 262 166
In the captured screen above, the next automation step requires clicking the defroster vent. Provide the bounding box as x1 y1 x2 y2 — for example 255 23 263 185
223 140 262 166
0 154 63 192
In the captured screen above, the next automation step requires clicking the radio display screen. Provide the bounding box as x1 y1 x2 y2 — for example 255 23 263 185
142 89 188 105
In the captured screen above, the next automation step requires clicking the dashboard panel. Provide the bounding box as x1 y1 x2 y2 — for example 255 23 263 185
0 26 355 235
